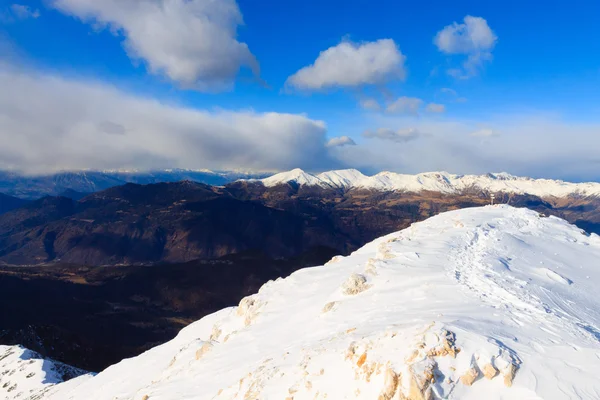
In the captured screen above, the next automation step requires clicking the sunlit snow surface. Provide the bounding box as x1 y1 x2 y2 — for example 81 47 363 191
252 168 600 198
36 205 600 399
0 345 90 400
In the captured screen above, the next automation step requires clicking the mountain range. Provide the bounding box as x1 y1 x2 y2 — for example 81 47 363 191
5 206 600 399
2 169 600 376
250 168 600 198
0 169 270 200
1 169 600 266
4 168 600 201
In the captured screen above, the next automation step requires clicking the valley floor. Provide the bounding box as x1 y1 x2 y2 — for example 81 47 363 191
0 249 334 372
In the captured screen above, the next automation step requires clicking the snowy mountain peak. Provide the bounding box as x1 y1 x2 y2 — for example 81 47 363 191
43 205 600 399
316 169 367 188
259 168 326 188
485 172 519 180
247 169 600 198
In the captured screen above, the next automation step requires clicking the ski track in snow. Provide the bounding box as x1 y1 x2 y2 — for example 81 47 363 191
448 215 600 346
7 205 600 400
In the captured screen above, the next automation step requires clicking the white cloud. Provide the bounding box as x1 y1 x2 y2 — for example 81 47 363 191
426 103 446 113
471 128 498 137
326 136 356 148
438 88 467 103
386 97 423 115
434 16 497 79
335 114 600 182
363 128 421 143
49 0 258 91
359 98 381 111
10 4 40 19
285 39 406 90
3 63 600 182
0 65 338 174
435 16 497 54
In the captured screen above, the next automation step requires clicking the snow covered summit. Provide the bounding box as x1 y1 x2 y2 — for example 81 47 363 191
247 169 600 198
39 206 600 399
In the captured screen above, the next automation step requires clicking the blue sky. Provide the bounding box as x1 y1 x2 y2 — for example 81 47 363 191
1 0 600 180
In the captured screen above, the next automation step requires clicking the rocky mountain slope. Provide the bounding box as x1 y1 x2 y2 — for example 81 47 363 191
1 175 600 266
0 182 351 265
0 193 28 215
31 206 600 399
0 170 268 200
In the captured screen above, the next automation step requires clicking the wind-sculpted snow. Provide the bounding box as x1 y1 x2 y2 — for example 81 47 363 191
249 168 600 198
0 345 90 400
32 205 600 399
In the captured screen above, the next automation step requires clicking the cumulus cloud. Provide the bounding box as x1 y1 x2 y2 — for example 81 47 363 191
359 97 381 111
435 16 496 54
326 136 356 148
0 65 338 174
386 97 423 115
434 16 497 79
426 103 446 113
10 4 40 19
362 128 421 143
285 39 406 91
49 0 258 91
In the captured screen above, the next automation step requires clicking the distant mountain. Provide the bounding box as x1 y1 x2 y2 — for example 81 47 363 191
1 176 600 266
37 206 600 399
58 189 91 201
0 169 271 199
0 171 124 199
0 193 28 215
248 168 600 198
0 182 352 265
106 169 270 187
6 168 598 201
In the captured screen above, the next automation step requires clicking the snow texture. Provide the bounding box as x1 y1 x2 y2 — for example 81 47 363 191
248 169 600 198
0 345 90 400
17 205 600 399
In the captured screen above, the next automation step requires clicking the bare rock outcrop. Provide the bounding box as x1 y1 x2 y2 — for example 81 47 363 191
342 273 370 295
195 342 214 360
237 295 264 326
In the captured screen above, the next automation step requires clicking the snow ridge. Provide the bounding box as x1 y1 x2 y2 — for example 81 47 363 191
0 345 91 399
247 169 600 198
43 205 600 399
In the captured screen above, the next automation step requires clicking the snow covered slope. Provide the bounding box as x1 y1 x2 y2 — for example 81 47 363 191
0 345 90 400
316 169 368 188
247 169 600 198
257 168 336 188
43 205 600 400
